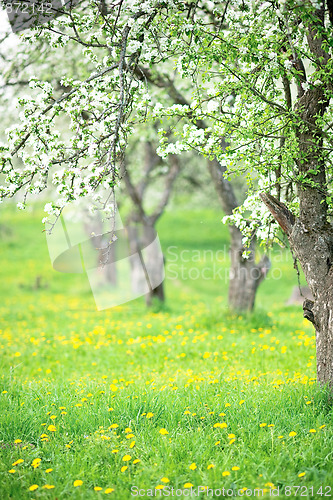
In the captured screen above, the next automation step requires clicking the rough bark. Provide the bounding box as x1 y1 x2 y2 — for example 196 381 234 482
290 221 333 388
261 197 333 388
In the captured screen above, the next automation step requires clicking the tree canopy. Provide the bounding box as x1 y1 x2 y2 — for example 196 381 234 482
0 0 332 245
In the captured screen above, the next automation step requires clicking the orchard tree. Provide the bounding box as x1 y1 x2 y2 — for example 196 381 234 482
1 0 333 386
0 2 270 312
121 137 180 306
159 0 333 386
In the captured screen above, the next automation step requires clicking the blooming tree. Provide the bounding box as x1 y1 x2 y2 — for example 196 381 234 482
1 0 333 386
0 1 270 312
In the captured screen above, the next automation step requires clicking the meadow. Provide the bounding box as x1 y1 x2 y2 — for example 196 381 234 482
0 205 332 499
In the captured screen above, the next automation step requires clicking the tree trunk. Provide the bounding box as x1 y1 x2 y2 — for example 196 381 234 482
127 222 165 306
228 226 270 311
291 222 333 388
208 158 270 311
260 6 333 387
260 195 333 388
309 289 333 387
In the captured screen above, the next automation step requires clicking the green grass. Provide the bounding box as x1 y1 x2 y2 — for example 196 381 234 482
0 204 332 499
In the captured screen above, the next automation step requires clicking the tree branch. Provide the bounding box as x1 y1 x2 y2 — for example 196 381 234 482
207 158 239 215
260 192 295 236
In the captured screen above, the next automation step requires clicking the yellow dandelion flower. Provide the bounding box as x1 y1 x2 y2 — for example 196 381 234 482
14 439 22 444
109 424 118 429
130 441 135 448
268 424 274 427
184 483 194 488
225 403 231 407
125 428 132 433
105 488 115 494
94 486 103 491
31 458 41 469
207 464 215 470
126 434 135 439
228 434 235 439
159 428 169 435
260 423 267 428
122 455 131 462
47 425 56 432
9 469 16 473
298 472 305 478
229 439 236 445
319 425 326 429
189 463 197 470
215 440 220 445
46 468 53 473
219 412 226 416
222 471 230 477
239 400 245 405
155 485 164 490
50 415 57 420
278 435 283 439
43 485 55 489
121 466 128 472
309 429 316 433
112 450 118 454
29 485 39 491
12 459 24 466
133 459 140 464
161 478 169 483
146 412 154 418
232 466 240 471
184 410 191 415
73 480 83 487
289 431 297 437
213 422 227 428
